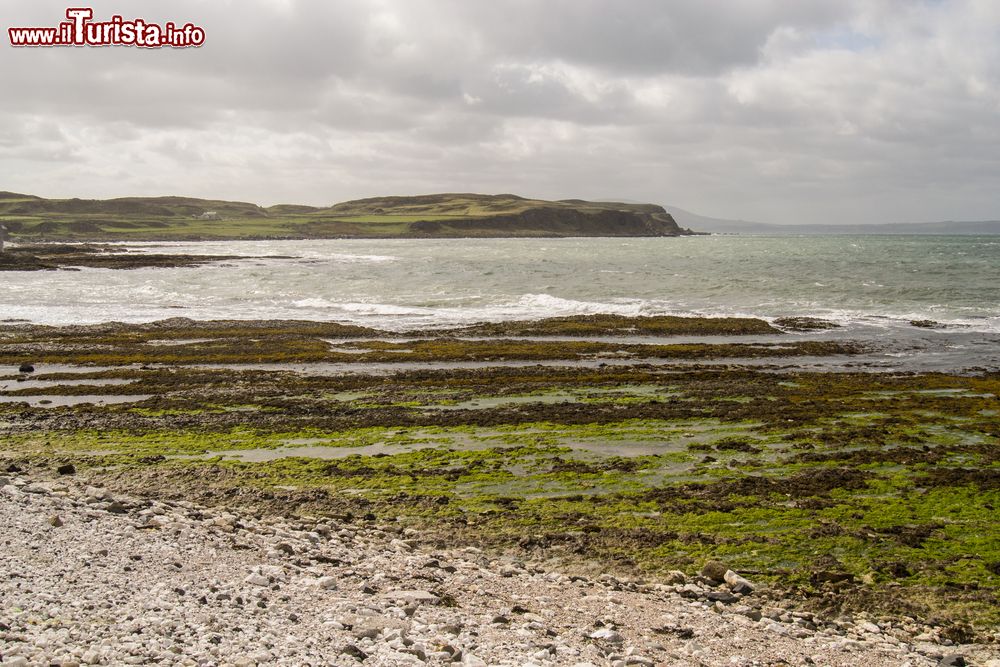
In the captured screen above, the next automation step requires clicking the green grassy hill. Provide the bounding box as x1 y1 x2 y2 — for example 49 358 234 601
0 192 690 240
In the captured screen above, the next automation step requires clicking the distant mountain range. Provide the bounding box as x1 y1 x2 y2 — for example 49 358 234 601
662 205 1000 235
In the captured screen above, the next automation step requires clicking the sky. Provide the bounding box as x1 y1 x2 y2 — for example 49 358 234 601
2 0 999 225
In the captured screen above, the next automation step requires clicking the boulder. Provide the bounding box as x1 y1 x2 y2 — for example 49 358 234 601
663 570 687 585
700 560 729 583
724 570 755 594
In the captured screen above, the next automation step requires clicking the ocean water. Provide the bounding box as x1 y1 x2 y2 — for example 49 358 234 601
3 235 997 332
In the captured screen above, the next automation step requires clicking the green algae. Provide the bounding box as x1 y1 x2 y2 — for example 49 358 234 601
0 318 855 367
2 321 998 636
440 314 781 336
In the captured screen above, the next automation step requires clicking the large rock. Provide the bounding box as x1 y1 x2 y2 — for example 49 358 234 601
700 560 729 583
724 570 755 594
937 656 968 667
664 570 687 585
589 628 624 643
244 573 270 587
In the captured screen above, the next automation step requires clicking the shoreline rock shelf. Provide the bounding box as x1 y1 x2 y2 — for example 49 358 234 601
0 245 250 272
2 470 995 666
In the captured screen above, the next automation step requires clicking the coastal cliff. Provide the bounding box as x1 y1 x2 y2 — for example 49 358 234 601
0 191 692 240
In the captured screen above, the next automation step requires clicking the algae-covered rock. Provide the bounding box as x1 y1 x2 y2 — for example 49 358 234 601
701 560 729 583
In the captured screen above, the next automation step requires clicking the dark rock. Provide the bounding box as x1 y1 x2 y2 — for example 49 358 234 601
774 317 840 332
883 561 913 578
939 623 976 644
56 463 76 475
937 656 967 667
704 591 739 604
651 625 695 639
730 581 754 595
724 570 755 594
18 363 34 373
810 570 855 585
678 585 703 600
341 644 368 662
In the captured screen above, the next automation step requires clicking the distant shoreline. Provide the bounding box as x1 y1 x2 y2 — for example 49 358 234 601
0 191 696 241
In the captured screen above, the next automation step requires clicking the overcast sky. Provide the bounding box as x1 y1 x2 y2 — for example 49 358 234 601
2 0 999 224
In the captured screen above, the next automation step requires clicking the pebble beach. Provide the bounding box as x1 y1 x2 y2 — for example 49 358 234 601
3 468 997 666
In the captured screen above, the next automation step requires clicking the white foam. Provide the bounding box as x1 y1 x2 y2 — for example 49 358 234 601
2 237 998 336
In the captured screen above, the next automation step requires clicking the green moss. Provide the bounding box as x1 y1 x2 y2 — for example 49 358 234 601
3 320 999 635
0 320 858 366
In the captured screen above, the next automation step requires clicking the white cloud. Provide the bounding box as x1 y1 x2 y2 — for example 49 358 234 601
1 0 998 223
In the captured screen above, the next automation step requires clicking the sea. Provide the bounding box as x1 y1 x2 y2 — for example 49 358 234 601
3 235 999 372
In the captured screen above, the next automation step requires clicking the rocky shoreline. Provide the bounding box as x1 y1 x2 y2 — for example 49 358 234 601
0 245 285 272
2 316 999 662
3 467 996 667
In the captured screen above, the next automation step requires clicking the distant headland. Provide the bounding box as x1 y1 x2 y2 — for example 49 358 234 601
0 192 696 241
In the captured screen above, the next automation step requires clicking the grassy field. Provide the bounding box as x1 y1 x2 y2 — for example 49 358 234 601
0 192 686 240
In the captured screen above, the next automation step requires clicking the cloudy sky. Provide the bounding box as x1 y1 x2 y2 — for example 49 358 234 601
2 0 999 224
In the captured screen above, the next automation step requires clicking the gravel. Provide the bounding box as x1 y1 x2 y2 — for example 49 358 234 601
2 472 997 666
